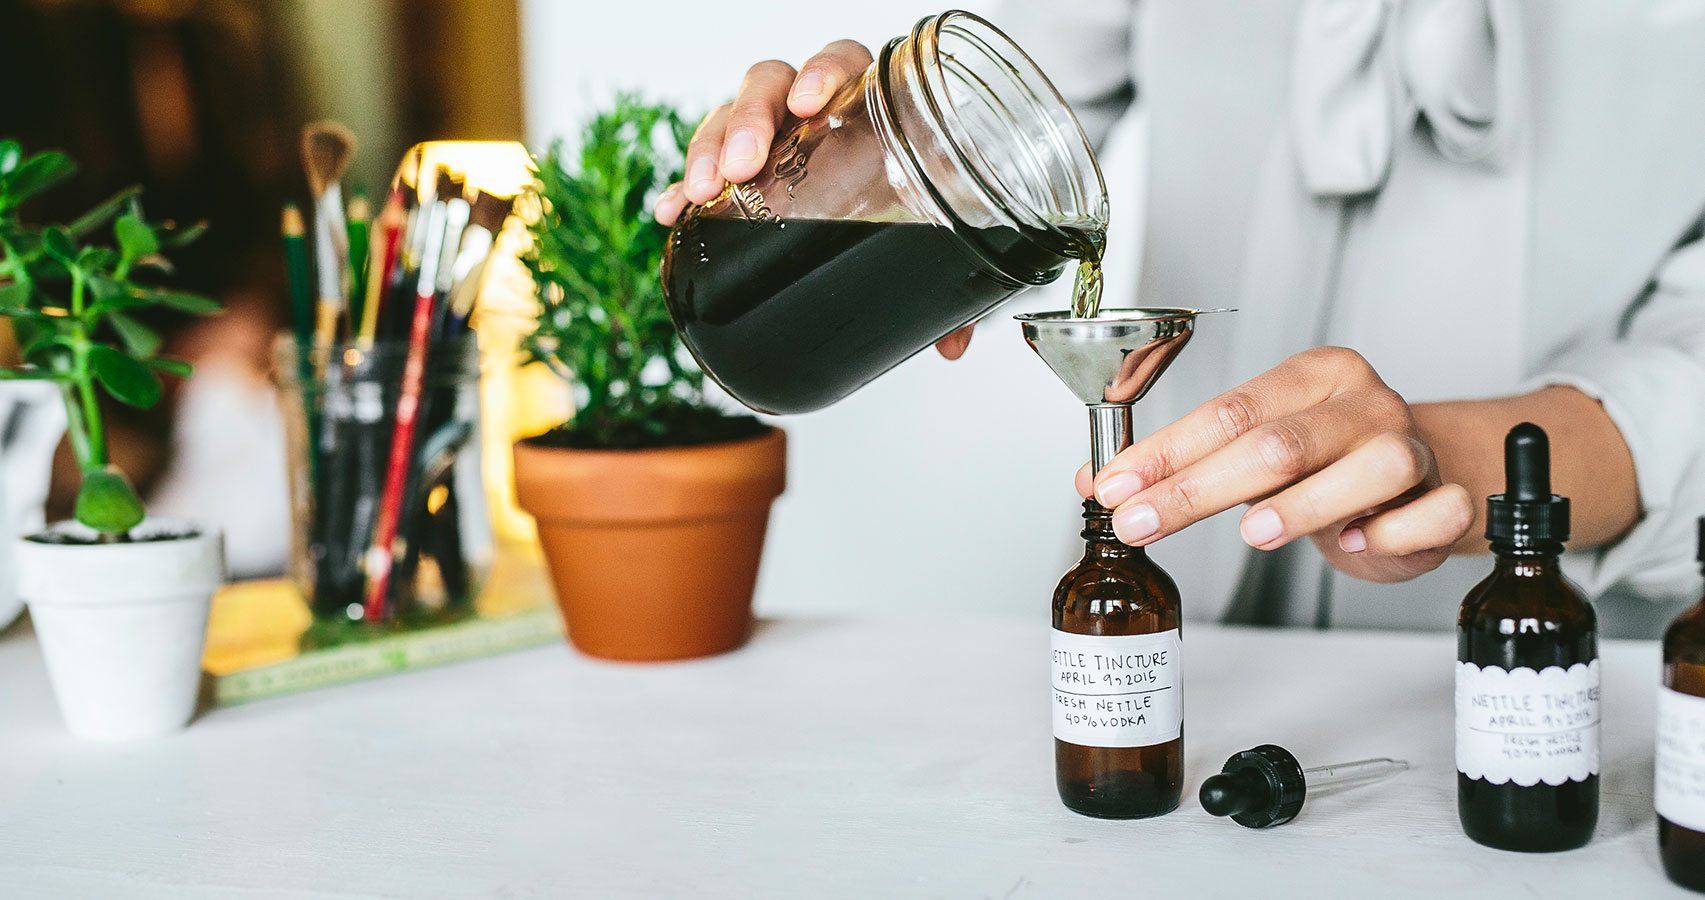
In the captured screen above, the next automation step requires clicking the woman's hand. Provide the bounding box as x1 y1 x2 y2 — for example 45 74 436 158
1075 346 1476 583
652 40 875 228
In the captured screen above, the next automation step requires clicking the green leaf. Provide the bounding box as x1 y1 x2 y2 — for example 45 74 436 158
0 368 61 381
145 289 222 316
67 186 143 237
41 226 75 262
0 140 20 176
0 279 27 309
108 311 162 357
74 466 145 536
155 220 207 250
89 344 163 408
2 150 75 202
143 357 193 378
114 213 158 260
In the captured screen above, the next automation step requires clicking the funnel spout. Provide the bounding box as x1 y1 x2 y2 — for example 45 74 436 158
1089 404 1132 474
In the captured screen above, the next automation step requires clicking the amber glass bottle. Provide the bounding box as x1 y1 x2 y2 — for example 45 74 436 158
1456 424 1598 852
1051 500 1183 818
1658 519 1705 891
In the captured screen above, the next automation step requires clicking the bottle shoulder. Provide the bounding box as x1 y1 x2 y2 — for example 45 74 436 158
1054 549 1181 633
1664 600 1705 662
1458 560 1595 631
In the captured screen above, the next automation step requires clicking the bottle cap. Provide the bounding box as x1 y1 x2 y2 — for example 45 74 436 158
1198 744 1306 829
1485 422 1569 548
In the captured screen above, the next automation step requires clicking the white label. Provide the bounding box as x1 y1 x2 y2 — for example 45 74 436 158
1455 659 1600 786
1051 629 1182 748
1657 686 1705 830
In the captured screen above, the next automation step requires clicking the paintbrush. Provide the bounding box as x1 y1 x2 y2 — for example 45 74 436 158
301 120 357 354
364 183 455 620
357 188 405 349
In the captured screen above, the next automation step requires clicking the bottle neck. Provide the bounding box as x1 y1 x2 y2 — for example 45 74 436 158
1082 501 1143 556
1490 545 1563 576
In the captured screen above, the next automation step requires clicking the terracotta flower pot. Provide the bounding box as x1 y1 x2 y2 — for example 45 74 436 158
513 426 785 661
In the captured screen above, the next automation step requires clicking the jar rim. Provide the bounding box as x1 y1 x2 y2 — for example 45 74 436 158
900 10 1108 251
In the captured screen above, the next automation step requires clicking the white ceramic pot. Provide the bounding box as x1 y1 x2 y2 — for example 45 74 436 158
16 520 224 740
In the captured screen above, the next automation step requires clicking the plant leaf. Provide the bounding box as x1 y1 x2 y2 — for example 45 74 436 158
41 226 76 262
89 344 163 408
155 220 207 249
144 289 222 316
66 185 144 237
115 213 159 260
0 279 27 309
2 150 76 202
143 357 193 378
0 140 20 176
74 466 145 536
108 311 162 357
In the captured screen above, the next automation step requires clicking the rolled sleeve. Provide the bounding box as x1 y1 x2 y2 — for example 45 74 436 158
1528 237 1705 601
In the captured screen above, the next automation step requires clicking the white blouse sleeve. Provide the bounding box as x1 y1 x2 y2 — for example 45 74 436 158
991 0 1140 149
1532 233 1705 602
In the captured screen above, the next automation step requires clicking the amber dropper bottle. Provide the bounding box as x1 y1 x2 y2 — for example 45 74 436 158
1050 499 1183 818
1657 518 1705 891
1456 423 1599 852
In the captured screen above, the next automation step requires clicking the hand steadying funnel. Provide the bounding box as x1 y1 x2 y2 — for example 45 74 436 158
1016 308 1228 480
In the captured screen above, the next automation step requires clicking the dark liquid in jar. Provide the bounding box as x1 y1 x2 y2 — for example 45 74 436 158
663 215 1095 415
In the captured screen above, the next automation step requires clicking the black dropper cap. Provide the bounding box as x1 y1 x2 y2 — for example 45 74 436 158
1485 422 1569 550
1198 744 1306 829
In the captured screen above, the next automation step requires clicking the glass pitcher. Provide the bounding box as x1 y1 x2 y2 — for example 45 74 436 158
663 9 1108 415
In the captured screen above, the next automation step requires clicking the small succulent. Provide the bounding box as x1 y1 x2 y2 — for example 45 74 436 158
0 140 219 539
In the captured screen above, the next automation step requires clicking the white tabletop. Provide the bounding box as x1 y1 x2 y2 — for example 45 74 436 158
0 617 1688 898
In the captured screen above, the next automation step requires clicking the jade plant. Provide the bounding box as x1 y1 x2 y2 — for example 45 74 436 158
523 97 760 450
0 140 218 540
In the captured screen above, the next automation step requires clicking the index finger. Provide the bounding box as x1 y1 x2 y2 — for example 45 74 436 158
788 40 875 117
1091 350 1352 508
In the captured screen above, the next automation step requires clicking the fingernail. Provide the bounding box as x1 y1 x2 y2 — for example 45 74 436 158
792 72 824 100
1240 508 1284 547
1339 526 1367 553
688 156 718 194
1113 503 1160 544
723 129 759 165
657 184 681 204
1095 471 1142 508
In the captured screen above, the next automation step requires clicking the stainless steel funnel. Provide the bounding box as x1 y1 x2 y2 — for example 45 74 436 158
1016 308 1217 476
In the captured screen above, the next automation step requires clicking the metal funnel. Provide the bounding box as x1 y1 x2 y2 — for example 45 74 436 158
1016 308 1219 475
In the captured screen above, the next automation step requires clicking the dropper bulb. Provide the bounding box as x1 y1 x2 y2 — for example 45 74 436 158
1505 422 1550 502
1199 772 1255 817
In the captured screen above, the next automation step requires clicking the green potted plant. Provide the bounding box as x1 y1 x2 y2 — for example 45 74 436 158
515 98 785 662
0 140 224 739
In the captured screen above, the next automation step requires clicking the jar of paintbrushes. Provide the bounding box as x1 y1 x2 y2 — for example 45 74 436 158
276 125 519 628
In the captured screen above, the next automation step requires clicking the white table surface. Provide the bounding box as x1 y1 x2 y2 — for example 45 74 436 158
0 617 1689 898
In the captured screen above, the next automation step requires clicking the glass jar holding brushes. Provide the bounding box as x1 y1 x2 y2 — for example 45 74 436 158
276 128 519 627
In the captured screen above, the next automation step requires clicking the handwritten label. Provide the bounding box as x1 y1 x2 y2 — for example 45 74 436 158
1455 660 1599 786
1051 629 1182 748
1657 686 1705 831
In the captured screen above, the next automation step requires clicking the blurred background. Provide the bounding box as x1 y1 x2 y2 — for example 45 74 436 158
0 0 1164 617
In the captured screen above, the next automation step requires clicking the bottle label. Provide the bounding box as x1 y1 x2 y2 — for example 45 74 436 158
1051 629 1182 748
1656 686 1705 831
1454 659 1600 786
